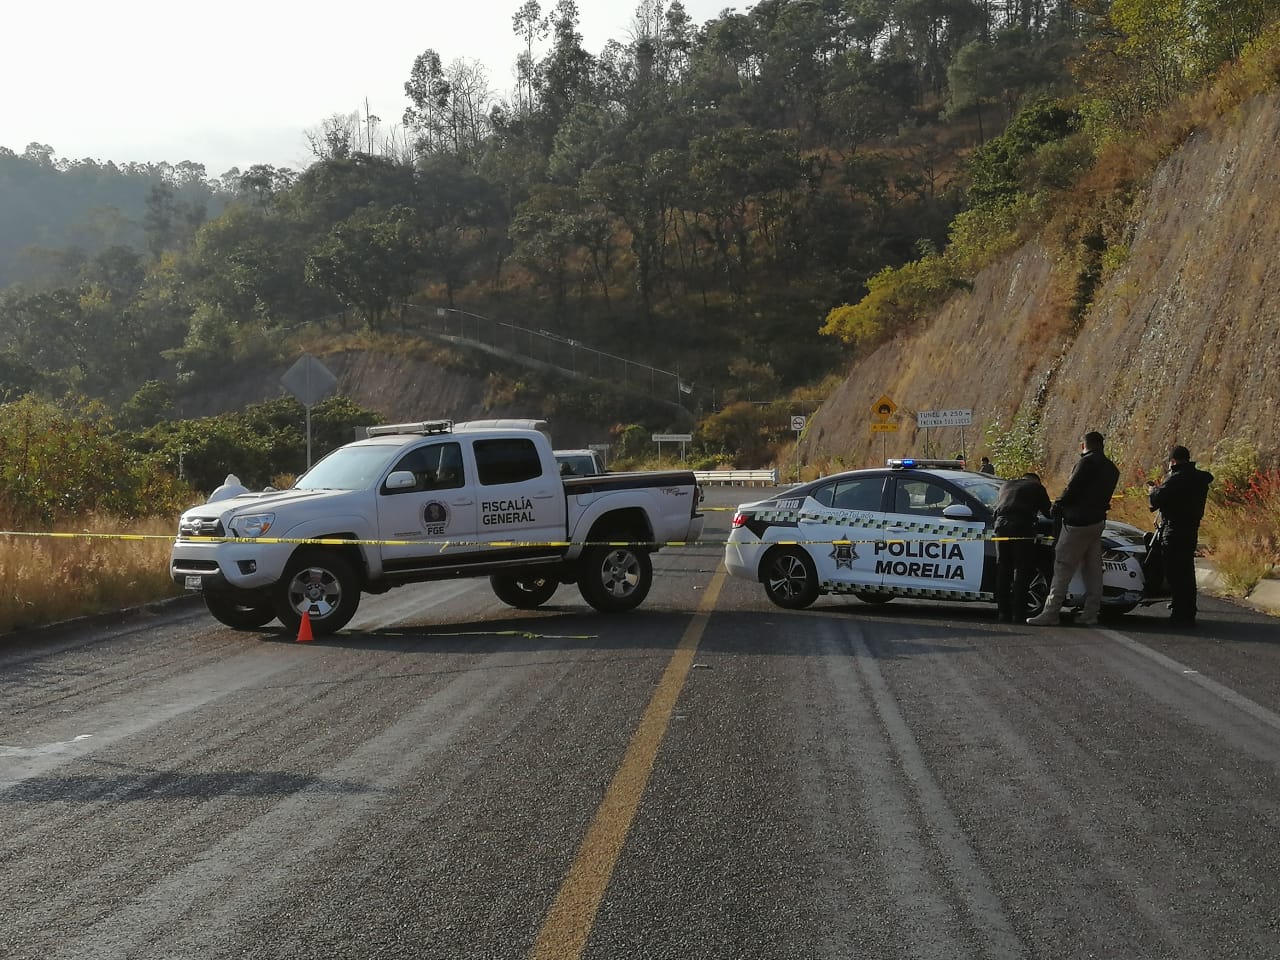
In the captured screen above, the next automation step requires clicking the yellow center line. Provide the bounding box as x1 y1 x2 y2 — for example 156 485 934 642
529 566 728 960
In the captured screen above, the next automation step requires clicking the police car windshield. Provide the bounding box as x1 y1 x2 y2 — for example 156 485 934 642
296 444 399 491
951 476 1004 508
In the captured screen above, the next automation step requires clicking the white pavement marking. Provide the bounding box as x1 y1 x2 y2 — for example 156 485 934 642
0 734 93 758
1098 627 1280 733
346 579 480 632
0 653 297 793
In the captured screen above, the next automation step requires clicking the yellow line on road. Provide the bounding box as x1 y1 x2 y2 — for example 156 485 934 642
529 567 728 960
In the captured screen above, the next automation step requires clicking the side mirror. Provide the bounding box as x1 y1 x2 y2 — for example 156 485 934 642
942 503 974 519
385 471 417 491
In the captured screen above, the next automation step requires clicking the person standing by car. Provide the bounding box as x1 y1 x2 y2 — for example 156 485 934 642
1027 431 1121 626
1147 445 1214 626
993 471 1052 623
979 456 996 475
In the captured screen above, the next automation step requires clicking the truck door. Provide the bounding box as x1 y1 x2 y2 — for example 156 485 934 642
473 436 568 561
376 440 478 567
880 476 986 597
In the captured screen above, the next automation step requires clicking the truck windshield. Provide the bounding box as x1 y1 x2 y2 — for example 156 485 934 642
295 444 399 491
557 454 599 476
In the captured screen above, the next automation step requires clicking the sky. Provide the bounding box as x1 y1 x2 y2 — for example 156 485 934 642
1 0 735 179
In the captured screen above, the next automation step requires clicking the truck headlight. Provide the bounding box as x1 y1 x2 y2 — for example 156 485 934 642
231 513 275 538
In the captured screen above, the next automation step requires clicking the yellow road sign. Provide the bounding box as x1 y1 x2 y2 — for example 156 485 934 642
870 422 900 432
872 395 897 421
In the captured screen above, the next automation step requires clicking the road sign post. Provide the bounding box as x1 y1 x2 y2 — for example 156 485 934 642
281 353 338 469
652 432 693 464
870 396 898 463
916 408 973 463
791 415 807 481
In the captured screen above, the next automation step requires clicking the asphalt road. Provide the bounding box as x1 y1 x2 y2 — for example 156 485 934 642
3 487 1280 960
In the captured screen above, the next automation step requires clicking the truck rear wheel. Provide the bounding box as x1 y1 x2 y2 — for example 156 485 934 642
577 545 652 613
273 550 361 636
490 572 559 609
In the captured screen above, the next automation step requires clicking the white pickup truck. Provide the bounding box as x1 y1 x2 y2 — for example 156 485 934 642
170 419 704 635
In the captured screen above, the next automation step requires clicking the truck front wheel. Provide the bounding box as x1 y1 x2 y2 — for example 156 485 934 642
204 593 277 630
577 545 652 613
273 550 361 636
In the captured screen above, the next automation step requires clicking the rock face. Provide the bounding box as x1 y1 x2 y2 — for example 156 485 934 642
806 92 1280 487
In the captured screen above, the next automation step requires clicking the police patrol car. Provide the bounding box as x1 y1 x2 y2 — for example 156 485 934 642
724 459 1150 616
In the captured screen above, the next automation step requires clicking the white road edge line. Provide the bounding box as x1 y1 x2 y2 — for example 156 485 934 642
1098 627 1280 733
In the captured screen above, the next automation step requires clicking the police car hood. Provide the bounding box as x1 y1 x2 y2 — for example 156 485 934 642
1102 519 1150 549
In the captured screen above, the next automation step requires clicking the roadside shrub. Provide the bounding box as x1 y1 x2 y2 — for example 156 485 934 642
983 413 1046 479
696 402 776 467
0 396 192 526
128 395 380 493
946 196 1034 274
1205 437 1261 504
821 254 958 347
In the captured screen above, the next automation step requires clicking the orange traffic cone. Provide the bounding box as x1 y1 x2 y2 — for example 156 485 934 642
296 609 314 643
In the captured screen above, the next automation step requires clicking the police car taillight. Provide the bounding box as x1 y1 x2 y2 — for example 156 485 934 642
732 511 748 528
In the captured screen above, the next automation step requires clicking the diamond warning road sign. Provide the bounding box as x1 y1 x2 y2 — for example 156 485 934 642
872 395 897 421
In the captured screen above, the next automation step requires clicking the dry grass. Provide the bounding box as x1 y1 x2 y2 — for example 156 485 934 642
0 514 181 635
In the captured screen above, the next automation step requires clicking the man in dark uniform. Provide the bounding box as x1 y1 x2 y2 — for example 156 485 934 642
1027 431 1121 626
1148 445 1214 625
993 471 1052 622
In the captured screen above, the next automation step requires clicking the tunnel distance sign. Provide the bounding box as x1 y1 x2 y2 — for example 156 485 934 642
916 408 973 428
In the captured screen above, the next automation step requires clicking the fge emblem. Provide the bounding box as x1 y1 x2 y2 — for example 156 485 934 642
423 501 450 535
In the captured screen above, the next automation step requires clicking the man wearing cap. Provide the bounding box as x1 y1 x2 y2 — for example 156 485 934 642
1027 431 1121 626
1147 445 1214 625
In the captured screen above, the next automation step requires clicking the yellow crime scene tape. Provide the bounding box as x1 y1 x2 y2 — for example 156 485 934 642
0 530 1051 548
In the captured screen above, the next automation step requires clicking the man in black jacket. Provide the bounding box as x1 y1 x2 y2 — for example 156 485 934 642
1148 445 1214 625
1027 431 1121 626
993 471 1052 622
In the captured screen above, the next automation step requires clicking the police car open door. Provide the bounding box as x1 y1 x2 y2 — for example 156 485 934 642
801 474 887 591
880 477 986 598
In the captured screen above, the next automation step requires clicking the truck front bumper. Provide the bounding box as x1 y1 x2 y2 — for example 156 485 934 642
170 539 293 592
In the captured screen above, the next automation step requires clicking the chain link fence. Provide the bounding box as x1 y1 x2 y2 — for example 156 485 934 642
403 304 688 406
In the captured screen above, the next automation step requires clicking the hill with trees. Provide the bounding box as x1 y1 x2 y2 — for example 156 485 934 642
1 0 1278 481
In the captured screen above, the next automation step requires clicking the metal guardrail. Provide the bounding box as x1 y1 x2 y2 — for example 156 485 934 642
693 469 779 486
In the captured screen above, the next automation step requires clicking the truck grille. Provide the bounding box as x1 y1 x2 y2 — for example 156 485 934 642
179 517 225 539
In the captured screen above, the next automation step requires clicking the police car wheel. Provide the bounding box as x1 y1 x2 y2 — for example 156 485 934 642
762 547 819 610
1025 572 1049 617
490 572 559 609
854 591 894 605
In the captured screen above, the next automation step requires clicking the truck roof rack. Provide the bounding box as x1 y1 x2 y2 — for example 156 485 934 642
365 420 453 438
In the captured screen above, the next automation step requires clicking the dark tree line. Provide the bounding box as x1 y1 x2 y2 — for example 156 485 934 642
3 0 1275 416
